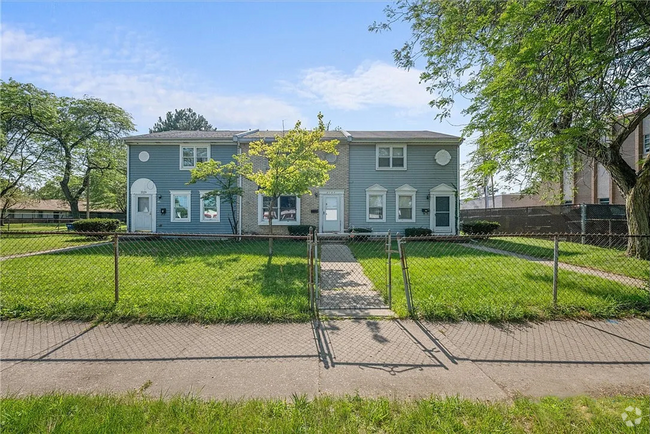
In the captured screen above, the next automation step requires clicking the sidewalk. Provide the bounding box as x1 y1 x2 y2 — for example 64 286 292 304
2 318 648 400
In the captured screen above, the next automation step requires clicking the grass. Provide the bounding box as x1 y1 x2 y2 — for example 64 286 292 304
351 241 649 322
482 237 649 281
1 393 648 433
0 232 108 256
1 239 310 323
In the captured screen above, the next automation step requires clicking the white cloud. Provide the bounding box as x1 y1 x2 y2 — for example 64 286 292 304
284 61 434 114
1 25 303 131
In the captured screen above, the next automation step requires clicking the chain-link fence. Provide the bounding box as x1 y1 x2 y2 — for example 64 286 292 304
1 232 310 323
1 230 648 323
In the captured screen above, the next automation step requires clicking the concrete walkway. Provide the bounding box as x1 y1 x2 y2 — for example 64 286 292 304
318 244 391 313
2 318 648 400
464 244 648 288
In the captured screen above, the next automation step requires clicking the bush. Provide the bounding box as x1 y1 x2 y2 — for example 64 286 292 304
71 218 121 234
461 220 500 235
287 225 316 236
346 227 372 233
405 227 433 237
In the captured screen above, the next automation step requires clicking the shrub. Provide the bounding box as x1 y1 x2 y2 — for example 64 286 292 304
71 218 121 234
346 227 372 233
461 220 500 235
287 225 316 236
405 227 433 237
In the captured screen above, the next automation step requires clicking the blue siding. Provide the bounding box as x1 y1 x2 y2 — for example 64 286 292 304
128 144 237 234
349 144 459 234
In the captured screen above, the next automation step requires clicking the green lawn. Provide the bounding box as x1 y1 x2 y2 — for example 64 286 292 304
1 239 310 323
0 232 108 256
2 222 127 232
2 393 647 433
351 241 649 322
482 237 649 281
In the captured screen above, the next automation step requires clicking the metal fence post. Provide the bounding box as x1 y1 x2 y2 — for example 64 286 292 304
552 236 559 306
113 233 119 303
580 203 587 244
387 230 392 309
397 233 413 315
308 227 314 312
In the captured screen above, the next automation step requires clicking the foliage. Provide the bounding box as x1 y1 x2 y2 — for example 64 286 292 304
188 160 243 234
71 218 121 233
373 0 650 258
236 113 339 254
0 79 56 202
404 227 433 237
460 220 500 235
149 108 215 133
346 227 372 233
286 225 316 236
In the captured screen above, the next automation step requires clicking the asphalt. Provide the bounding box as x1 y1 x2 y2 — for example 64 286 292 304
1 318 649 401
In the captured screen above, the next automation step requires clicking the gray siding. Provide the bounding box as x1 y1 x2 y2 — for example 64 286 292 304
349 144 459 233
128 144 237 234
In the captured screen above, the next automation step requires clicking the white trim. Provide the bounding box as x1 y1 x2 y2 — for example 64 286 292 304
375 144 407 171
366 184 387 223
199 190 221 223
319 190 345 233
179 145 210 170
130 177 157 233
395 184 417 223
429 184 456 234
257 194 301 226
170 190 192 222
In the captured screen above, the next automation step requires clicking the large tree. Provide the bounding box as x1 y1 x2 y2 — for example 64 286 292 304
150 108 215 133
0 80 56 206
31 96 134 218
237 113 339 255
373 0 650 258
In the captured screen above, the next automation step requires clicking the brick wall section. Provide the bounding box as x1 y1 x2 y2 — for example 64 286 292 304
240 141 349 234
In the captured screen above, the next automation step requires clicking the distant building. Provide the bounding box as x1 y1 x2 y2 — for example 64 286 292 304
563 114 649 205
461 193 547 210
3 199 122 220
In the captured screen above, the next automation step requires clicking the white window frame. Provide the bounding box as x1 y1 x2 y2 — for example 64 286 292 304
257 194 301 226
395 184 417 223
376 144 407 170
199 190 220 223
170 190 191 222
366 184 387 223
179 145 210 170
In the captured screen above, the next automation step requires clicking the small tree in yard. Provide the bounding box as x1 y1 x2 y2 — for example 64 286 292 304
237 113 339 255
188 160 243 234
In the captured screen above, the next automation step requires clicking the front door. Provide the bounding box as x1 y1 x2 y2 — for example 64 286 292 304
133 195 153 231
321 195 342 233
432 195 454 234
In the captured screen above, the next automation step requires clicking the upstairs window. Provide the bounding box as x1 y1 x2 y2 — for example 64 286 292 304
376 145 406 170
180 146 210 169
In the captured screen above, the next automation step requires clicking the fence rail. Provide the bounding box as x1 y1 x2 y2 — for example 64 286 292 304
1 230 648 324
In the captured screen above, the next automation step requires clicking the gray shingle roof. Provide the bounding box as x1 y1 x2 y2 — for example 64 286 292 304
345 131 460 140
125 130 245 140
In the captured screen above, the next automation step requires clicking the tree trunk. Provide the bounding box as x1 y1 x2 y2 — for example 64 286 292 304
624 174 650 260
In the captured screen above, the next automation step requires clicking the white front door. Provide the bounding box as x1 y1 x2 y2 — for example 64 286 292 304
431 195 455 234
133 195 153 231
321 194 342 233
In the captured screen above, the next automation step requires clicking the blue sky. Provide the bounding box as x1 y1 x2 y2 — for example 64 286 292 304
2 1 472 154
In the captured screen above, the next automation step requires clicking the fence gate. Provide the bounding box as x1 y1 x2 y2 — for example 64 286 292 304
312 232 393 312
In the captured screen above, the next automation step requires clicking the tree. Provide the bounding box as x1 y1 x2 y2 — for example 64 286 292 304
373 0 650 258
0 79 56 207
187 160 243 234
30 96 134 218
237 113 339 255
150 108 215 133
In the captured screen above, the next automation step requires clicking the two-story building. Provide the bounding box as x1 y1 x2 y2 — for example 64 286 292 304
124 129 462 235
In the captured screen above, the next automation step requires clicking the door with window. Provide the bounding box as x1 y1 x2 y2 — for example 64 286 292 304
134 195 153 231
320 193 343 233
431 195 455 234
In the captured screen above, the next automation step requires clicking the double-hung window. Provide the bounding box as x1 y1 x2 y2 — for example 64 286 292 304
644 134 649 156
180 145 210 169
199 191 220 222
376 145 406 170
259 195 299 225
170 191 191 222
366 184 387 223
395 184 417 222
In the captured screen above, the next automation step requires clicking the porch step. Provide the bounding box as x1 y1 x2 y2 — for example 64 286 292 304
317 308 396 319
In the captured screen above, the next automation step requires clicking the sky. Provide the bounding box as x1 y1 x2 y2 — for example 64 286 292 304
1 1 474 159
